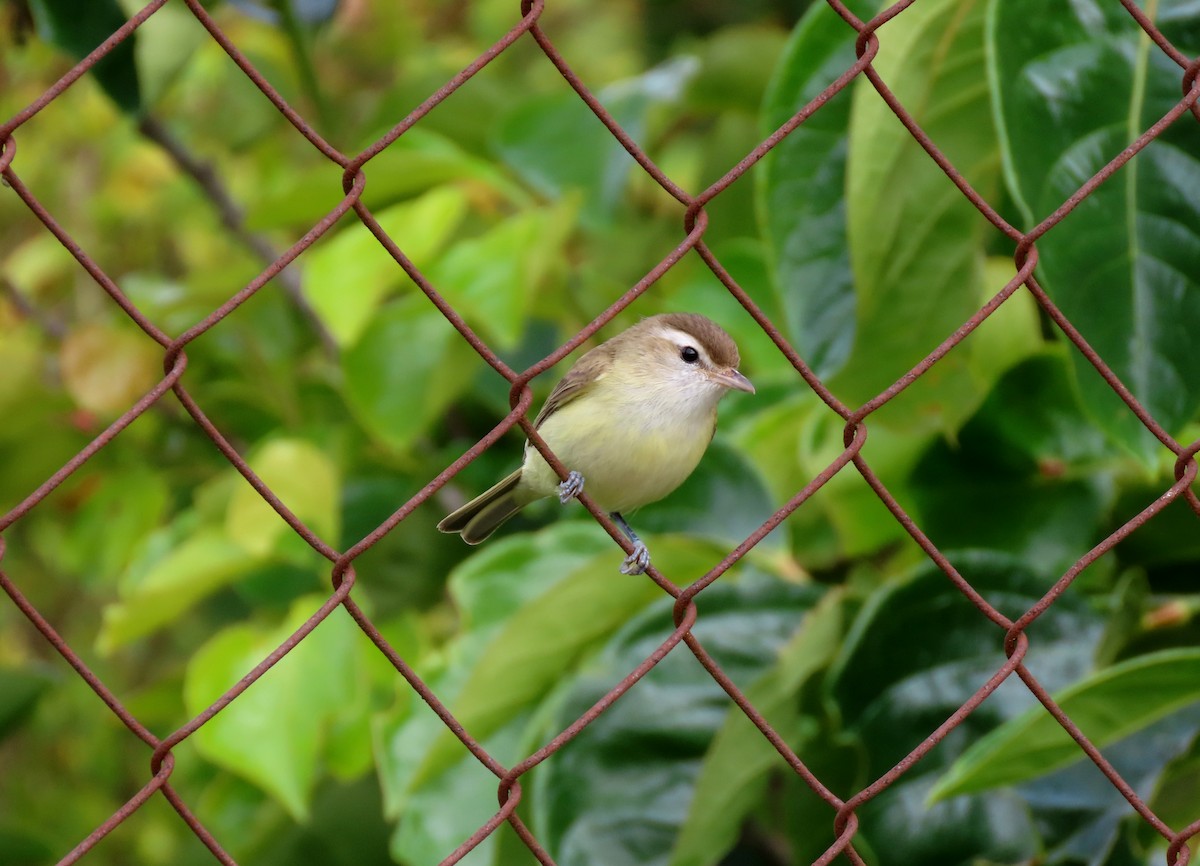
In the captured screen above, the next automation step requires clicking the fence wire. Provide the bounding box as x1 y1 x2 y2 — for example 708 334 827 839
2 0 1200 864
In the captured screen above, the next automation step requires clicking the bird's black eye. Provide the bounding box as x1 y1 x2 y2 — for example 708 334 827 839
680 346 700 364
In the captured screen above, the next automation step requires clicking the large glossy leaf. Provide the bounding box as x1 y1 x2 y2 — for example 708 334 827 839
834 0 1000 430
758 0 875 378
989 0 1200 458
377 532 722 865
533 571 824 866
912 351 1115 578
1014 703 1200 866
373 525 616 811
668 589 843 866
826 551 1107 864
932 649 1200 800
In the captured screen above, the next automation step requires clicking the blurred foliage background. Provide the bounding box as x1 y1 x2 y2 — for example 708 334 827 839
2 0 1200 864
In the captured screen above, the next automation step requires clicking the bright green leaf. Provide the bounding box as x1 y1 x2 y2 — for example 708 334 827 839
248 128 530 231
224 438 340 557
427 202 578 349
184 597 365 820
930 649 1200 801
342 295 478 453
99 528 256 653
373 523 614 818
448 522 615 636
407 537 701 789
302 186 471 346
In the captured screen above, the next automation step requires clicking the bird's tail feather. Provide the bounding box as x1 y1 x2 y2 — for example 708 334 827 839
437 469 528 544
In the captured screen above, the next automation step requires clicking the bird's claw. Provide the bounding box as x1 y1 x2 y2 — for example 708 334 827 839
558 470 585 504
619 542 651 575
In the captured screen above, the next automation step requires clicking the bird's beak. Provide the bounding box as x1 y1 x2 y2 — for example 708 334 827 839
712 368 755 394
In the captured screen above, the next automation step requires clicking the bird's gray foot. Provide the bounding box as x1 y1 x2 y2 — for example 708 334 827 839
619 541 651 575
610 511 650 575
558 470 585 504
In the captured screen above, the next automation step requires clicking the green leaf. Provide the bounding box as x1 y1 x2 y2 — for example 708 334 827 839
834 0 1000 431
825 552 1106 864
29 0 141 114
302 186 471 346
99 527 257 653
408 537 707 789
0 666 54 740
373 524 618 821
247 128 530 231
829 552 1105 759
668 589 843 866
52 465 169 586
494 58 698 230
931 649 1200 801
534 572 825 866
448 522 615 637
1013 702 1200 865
911 352 1115 578
426 202 578 349
342 295 479 453
758 0 875 378
989 0 1200 458
184 597 367 819
225 437 341 557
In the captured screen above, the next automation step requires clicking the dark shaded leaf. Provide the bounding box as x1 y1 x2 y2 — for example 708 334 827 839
29 0 140 113
990 0 1200 458
534 571 824 866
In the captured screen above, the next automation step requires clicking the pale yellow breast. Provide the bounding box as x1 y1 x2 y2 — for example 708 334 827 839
519 379 717 514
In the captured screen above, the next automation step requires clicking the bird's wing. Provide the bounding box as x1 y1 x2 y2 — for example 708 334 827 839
532 346 612 429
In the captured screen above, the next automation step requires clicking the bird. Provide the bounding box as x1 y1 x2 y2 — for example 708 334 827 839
437 312 754 574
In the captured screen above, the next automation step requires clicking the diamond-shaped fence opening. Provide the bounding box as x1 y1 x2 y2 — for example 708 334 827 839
2 1 1200 864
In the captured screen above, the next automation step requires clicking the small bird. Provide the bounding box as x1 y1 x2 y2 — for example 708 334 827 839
437 312 754 574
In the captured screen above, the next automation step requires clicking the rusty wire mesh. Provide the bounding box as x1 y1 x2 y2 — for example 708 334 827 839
2 0 1200 864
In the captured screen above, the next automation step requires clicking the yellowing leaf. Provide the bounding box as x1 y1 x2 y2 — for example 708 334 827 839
225 438 340 557
60 322 161 416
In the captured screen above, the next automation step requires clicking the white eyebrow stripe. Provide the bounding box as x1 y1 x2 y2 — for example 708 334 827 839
658 327 712 362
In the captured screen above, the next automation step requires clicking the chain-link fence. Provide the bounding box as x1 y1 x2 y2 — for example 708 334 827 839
3 0 1200 864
